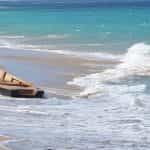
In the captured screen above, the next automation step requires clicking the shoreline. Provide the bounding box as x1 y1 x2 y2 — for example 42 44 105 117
0 48 119 98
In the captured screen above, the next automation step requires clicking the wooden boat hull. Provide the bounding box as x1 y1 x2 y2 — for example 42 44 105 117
0 85 44 98
0 69 44 98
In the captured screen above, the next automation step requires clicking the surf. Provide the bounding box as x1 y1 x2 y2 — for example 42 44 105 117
68 43 150 97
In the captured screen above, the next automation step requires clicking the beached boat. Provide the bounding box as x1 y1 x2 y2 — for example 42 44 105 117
0 69 44 98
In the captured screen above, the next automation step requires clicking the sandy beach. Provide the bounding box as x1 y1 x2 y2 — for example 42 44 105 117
0 48 118 98
0 136 10 150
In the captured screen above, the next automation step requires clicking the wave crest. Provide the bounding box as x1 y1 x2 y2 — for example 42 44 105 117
68 43 150 97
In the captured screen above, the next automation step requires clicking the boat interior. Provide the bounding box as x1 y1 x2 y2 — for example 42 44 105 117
0 69 32 87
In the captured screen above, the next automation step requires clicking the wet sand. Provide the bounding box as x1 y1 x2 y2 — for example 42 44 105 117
0 136 9 142
0 49 119 98
0 49 118 149
0 136 10 150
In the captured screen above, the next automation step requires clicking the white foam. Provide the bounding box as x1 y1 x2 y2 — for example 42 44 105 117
50 50 122 61
0 105 49 115
0 39 13 49
47 34 70 39
0 36 121 61
0 35 25 39
68 43 150 97
118 42 150 76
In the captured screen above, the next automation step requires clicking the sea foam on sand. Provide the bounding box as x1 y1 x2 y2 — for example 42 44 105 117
68 43 150 97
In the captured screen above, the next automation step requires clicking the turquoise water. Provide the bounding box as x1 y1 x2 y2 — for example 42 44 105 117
0 6 150 54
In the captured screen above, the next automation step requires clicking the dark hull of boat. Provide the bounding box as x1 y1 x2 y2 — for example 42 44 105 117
0 86 44 98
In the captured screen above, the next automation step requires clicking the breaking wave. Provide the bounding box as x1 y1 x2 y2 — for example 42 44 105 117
68 43 150 97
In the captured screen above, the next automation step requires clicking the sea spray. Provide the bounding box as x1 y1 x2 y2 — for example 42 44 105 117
68 43 150 97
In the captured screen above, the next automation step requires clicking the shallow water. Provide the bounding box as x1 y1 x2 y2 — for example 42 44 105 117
1 93 150 150
0 45 150 150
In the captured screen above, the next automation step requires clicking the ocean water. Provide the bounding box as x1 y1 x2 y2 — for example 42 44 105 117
1 3 150 150
0 4 150 54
